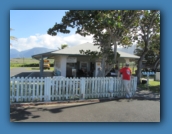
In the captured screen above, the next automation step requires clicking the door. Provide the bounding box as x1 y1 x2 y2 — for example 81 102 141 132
80 62 88 72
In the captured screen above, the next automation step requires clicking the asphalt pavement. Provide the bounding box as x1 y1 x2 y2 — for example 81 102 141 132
10 67 53 78
10 97 160 122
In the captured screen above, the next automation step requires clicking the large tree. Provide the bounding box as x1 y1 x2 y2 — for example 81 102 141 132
48 10 141 76
151 34 160 71
133 10 160 84
134 34 160 71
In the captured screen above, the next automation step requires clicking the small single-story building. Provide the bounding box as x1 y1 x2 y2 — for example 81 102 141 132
32 42 139 77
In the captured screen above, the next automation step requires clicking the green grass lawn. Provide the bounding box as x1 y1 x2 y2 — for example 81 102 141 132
10 58 54 67
10 67 54 71
10 67 18 69
27 67 54 71
138 79 160 93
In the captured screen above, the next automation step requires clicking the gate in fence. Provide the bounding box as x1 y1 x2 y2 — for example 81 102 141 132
10 77 137 103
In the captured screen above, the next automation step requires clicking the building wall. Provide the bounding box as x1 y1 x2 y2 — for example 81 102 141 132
53 55 138 77
54 55 68 77
54 55 95 77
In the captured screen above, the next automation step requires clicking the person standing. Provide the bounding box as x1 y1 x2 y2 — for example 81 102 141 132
118 63 132 98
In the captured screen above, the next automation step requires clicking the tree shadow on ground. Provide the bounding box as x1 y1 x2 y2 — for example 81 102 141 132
10 107 40 122
36 107 62 113
39 97 160 114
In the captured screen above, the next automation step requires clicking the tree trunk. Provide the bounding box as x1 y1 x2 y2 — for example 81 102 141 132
101 56 105 77
105 64 113 76
137 58 142 84
101 54 114 77
113 40 117 64
154 58 160 71
137 47 149 84
153 56 160 71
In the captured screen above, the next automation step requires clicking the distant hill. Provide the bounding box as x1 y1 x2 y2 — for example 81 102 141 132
10 47 56 59
10 45 137 59
10 49 20 58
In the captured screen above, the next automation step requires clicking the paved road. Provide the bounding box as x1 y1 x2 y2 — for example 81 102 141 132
10 67 32 77
10 67 53 78
10 98 160 122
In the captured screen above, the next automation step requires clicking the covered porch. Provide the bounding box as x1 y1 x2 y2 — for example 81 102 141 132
32 42 140 78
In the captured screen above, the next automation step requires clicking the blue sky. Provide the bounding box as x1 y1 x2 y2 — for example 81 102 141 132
10 10 137 53
10 10 72 38
10 10 93 51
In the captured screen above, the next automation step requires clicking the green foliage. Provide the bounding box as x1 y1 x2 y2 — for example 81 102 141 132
10 58 54 67
134 34 160 69
10 63 39 67
10 28 17 45
79 49 101 60
47 10 141 47
61 44 68 49
138 80 160 93
132 10 160 83
10 63 55 67
79 46 120 65
47 10 143 75
57 44 68 50
10 63 23 67
47 10 160 78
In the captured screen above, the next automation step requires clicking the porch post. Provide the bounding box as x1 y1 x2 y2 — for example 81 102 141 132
54 56 68 77
60 56 68 77
40 55 44 77
95 61 101 77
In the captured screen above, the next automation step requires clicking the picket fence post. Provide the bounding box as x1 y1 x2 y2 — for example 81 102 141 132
16 77 20 102
108 77 114 98
44 77 51 102
80 78 85 100
109 77 113 92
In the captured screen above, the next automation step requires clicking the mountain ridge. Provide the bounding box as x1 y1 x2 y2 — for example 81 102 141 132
10 47 56 59
10 45 136 59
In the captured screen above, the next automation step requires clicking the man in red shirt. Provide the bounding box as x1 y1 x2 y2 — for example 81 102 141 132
118 63 132 98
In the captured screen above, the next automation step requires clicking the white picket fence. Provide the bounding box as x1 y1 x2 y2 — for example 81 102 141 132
10 77 137 103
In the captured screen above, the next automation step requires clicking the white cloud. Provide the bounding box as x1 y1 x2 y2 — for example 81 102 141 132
10 33 137 54
10 34 94 51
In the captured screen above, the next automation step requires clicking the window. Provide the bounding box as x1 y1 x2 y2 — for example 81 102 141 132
80 62 88 70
